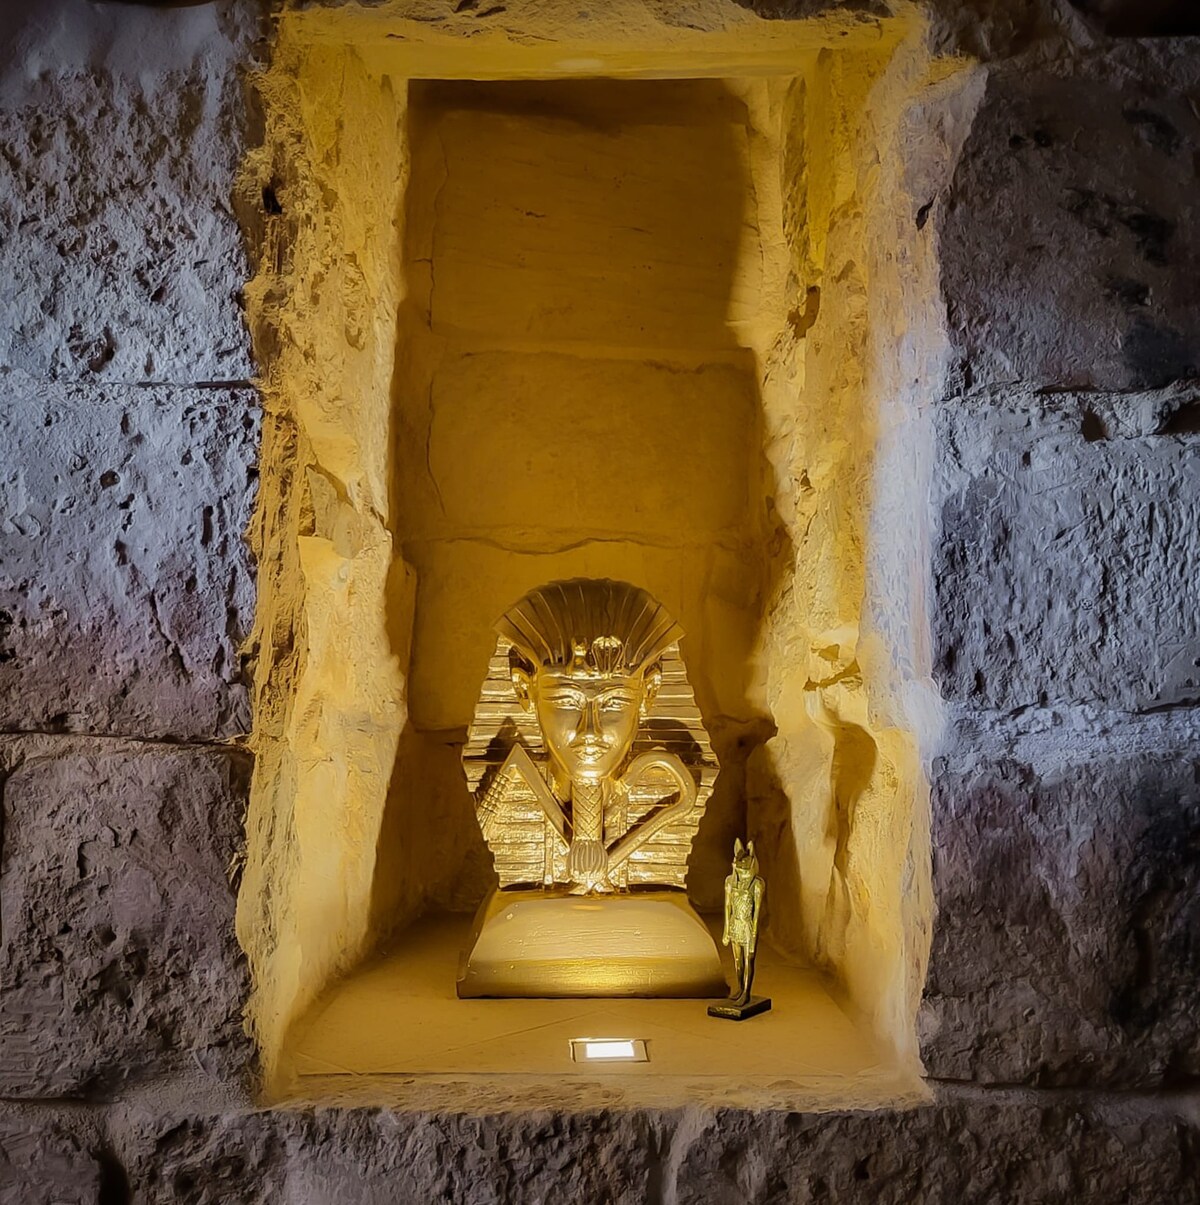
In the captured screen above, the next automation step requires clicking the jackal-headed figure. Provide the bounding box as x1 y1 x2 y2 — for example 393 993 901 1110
722 837 765 1006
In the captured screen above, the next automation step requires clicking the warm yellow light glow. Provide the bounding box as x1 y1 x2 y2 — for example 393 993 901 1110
571 1038 648 1063
238 0 975 1102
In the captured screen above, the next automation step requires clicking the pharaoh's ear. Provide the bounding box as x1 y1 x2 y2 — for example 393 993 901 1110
511 668 533 712
639 667 662 717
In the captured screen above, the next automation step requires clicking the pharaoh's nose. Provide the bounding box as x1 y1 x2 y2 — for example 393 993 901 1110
579 701 601 741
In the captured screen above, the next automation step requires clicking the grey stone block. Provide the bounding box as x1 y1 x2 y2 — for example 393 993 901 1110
940 58 1200 392
933 395 1200 712
108 1095 1200 1205
115 1107 660 1205
0 1111 102 1205
670 1097 1199 1205
1066 1 1200 37
0 377 259 739
0 741 252 1097
922 732 1200 1087
0 1 260 383
117 1109 288 1205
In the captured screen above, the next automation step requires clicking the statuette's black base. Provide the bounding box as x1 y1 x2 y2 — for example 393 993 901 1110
707 995 772 1021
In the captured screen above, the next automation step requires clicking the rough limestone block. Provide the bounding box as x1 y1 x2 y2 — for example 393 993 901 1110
115 1109 289 1205
940 58 1200 392
933 395 1200 712
114 1107 661 1205
0 377 258 739
108 1097 1200 1205
423 351 759 541
0 742 252 1097
922 725 1200 1087
0 1112 101 1205
0 1 258 382
670 1098 1198 1204
415 79 759 349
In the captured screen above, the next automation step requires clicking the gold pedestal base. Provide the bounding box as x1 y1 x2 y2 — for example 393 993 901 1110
456 889 727 998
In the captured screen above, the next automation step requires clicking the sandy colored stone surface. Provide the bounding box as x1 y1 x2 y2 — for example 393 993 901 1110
933 390 1200 713
412 78 761 348
940 55 1200 393
419 352 760 545
279 914 921 1113
0 376 259 739
401 538 767 734
0 740 253 1097
242 12 952 1083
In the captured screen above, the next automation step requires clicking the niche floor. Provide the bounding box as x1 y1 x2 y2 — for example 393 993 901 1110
279 916 925 1112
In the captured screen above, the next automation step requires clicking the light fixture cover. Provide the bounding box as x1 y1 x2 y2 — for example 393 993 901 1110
570 1037 649 1063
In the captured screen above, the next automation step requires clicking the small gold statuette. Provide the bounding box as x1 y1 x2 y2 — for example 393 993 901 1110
457 578 725 998
708 838 772 1020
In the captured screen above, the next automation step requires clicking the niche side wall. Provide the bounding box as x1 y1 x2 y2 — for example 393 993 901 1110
746 42 981 1069
239 39 413 1093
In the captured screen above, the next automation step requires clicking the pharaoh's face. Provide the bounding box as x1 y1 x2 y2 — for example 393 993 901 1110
530 670 646 784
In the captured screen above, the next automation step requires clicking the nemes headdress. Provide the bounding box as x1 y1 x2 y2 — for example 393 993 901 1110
497 578 682 678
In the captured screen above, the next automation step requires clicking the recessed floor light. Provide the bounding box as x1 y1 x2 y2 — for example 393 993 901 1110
570 1037 649 1063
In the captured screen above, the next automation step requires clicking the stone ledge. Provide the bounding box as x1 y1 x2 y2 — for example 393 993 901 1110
67 1087 1200 1204
0 740 254 1098
923 736 1200 1087
4 1082 1198 1203
0 376 259 740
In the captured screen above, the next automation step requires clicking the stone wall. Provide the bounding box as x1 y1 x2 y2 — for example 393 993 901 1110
0 0 263 1154
923 41 1200 1096
0 1 1198 1202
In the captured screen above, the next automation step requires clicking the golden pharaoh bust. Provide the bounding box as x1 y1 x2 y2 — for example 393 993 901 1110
457 578 725 997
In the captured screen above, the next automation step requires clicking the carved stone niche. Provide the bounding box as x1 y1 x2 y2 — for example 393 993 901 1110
239 0 971 1111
